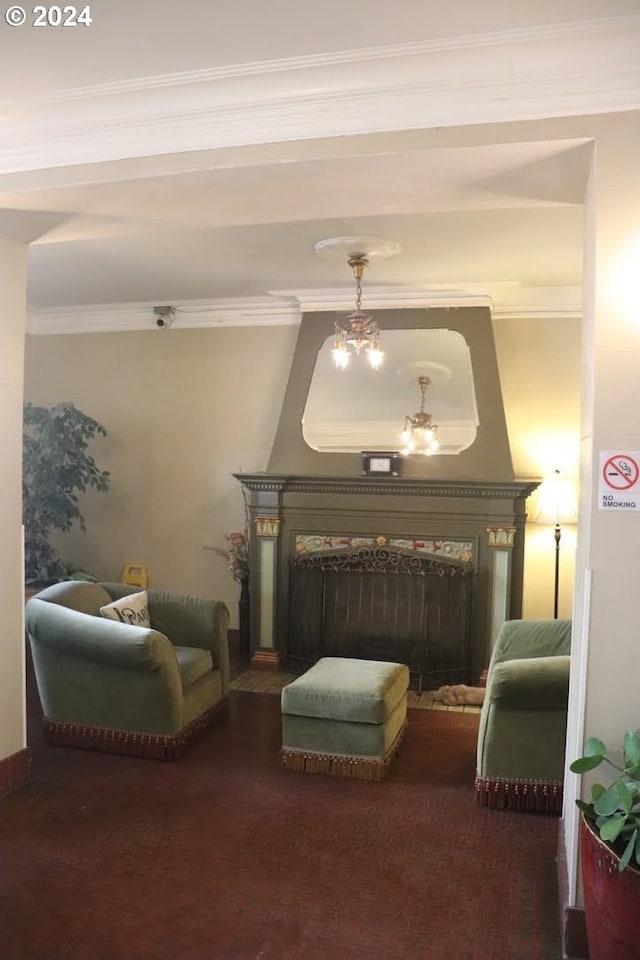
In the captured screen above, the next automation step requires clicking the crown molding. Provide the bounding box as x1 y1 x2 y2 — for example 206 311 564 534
25 286 581 335
14 16 640 106
3 16 639 174
5 73 637 176
274 286 494 312
25 297 300 336
274 284 582 319
490 285 582 320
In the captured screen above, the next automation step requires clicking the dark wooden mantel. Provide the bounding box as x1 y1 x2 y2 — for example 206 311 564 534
236 473 538 500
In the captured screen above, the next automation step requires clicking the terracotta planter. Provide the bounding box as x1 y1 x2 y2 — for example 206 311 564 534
581 815 640 959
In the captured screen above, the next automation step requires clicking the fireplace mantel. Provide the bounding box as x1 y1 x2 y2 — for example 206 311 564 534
237 474 538 500
236 473 540 682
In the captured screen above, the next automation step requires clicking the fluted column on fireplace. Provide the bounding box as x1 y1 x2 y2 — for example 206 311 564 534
486 526 517 653
250 515 282 669
236 474 287 670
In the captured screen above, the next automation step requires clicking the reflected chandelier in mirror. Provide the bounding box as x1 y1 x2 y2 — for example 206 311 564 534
302 328 479 455
400 376 440 457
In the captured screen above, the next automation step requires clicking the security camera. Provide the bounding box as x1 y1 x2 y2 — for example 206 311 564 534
153 306 176 328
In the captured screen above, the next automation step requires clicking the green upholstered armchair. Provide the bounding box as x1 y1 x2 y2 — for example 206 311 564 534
26 580 230 760
475 618 571 814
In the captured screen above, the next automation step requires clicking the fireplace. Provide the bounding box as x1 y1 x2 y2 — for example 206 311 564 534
236 475 537 685
287 543 474 689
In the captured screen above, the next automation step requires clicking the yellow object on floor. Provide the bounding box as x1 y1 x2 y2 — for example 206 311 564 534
121 563 148 589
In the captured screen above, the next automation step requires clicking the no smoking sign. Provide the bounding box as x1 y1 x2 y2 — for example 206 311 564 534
599 451 640 511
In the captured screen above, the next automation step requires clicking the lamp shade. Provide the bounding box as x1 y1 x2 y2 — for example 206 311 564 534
531 470 578 526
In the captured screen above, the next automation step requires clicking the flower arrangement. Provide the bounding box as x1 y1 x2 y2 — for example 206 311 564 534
218 530 249 582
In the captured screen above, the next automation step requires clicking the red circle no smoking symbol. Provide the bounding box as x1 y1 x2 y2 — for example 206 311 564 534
603 454 639 490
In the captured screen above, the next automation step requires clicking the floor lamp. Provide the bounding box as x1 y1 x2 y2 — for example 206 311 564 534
532 470 578 619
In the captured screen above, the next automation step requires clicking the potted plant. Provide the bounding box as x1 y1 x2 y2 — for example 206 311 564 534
570 730 640 959
23 401 111 587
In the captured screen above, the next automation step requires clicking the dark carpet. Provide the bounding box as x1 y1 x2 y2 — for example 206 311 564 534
1 692 562 960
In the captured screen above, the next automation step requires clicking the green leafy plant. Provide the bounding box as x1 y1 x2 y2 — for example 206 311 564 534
23 402 111 585
570 730 640 871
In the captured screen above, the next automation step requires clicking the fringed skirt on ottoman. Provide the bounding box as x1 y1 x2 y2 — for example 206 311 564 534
280 657 409 781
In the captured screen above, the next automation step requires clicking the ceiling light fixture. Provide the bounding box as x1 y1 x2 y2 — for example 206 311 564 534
400 376 440 456
331 254 383 370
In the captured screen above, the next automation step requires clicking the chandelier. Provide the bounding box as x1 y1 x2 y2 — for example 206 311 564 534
400 376 440 456
331 255 383 370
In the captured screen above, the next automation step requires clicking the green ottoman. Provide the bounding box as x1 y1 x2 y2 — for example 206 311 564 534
281 657 409 781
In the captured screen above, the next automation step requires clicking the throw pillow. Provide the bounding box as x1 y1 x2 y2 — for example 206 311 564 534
99 590 151 628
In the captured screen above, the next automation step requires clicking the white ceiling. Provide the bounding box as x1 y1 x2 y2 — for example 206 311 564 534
1 0 638 330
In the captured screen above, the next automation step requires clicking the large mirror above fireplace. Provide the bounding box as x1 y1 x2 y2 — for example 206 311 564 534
302 327 479 454
268 304 514 481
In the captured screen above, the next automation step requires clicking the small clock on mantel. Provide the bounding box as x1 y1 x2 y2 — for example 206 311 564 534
361 451 401 478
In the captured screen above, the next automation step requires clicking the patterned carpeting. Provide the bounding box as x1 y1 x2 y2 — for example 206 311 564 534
230 669 483 713
0 687 561 960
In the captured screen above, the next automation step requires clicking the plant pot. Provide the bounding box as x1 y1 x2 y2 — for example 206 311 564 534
581 814 640 959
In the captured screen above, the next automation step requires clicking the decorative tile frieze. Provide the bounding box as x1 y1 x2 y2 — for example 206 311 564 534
295 534 474 563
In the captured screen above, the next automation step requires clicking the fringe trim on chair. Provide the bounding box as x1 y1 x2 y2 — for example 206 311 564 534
475 775 563 814
42 699 229 761
281 721 407 782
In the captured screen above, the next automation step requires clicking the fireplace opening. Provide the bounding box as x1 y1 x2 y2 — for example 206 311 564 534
287 546 474 690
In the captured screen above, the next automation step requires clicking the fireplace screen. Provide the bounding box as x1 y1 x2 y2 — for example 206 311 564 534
287 547 474 690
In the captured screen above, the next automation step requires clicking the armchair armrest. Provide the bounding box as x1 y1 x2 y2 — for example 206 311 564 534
98 584 231 694
489 655 570 709
26 598 175 672
145 590 230 694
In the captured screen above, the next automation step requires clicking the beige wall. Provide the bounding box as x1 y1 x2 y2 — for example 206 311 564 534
494 315 581 619
24 314 581 623
493 316 581 480
0 236 28 761
24 326 298 624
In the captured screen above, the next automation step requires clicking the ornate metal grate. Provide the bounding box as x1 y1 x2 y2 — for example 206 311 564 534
287 547 474 690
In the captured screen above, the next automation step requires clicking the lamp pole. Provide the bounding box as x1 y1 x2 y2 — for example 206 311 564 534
531 469 577 620
553 523 561 619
